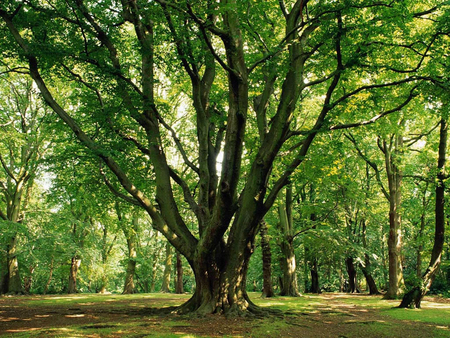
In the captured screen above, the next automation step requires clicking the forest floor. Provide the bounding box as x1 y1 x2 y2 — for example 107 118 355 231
1 292 450 337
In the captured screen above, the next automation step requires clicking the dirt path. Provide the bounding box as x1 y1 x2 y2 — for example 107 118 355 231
0 294 448 337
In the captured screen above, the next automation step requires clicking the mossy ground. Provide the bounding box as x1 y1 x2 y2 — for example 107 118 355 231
1 292 449 337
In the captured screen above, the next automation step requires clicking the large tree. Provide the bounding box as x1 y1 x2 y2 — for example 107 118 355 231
0 1 441 314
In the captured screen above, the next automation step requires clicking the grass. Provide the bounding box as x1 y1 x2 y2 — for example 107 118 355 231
1 292 449 337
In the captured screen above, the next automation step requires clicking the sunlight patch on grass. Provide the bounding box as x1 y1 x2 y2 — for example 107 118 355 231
384 307 450 326
65 314 85 318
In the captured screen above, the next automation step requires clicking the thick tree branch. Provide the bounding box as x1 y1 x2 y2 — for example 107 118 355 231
264 12 344 210
100 166 140 206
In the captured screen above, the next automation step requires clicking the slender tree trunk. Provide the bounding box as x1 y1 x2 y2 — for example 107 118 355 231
416 186 428 278
122 228 137 294
6 235 23 294
161 241 173 293
150 235 162 293
1 254 7 294
310 259 320 293
43 257 54 295
260 220 275 298
119 208 138 294
68 256 81 294
175 252 184 294
399 118 447 308
98 226 116 294
307 184 320 294
384 135 405 299
277 187 300 296
360 220 379 294
345 257 357 293
123 257 136 294
23 265 35 294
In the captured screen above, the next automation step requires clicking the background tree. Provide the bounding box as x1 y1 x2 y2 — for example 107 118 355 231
0 73 49 294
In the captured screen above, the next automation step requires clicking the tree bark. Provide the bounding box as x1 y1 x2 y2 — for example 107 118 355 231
416 184 429 278
360 219 379 294
43 257 54 295
175 252 184 294
0 254 7 294
260 220 275 298
277 187 300 297
399 118 447 308
178 237 260 316
161 241 173 293
383 135 405 299
310 259 320 294
6 236 23 294
345 257 357 293
68 256 81 294
121 213 138 294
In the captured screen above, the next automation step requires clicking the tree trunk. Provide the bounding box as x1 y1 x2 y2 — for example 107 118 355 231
0 254 7 294
310 259 320 293
416 185 429 278
122 224 137 294
43 257 54 295
123 258 136 294
360 220 379 294
119 208 138 294
150 236 163 293
68 256 81 294
345 257 357 293
23 265 35 294
399 118 447 308
384 135 405 299
6 235 23 294
277 187 300 297
260 220 275 298
161 241 173 293
175 252 184 294
178 237 260 316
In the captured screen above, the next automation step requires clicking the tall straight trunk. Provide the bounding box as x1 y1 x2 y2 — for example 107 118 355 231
119 208 138 294
399 118 447 308
68 256 81 294
150 234 162 293
122 228 137 294
1 254 7 294
307 184 320 294
384 135 405 299
277 187 300 296
310 259 320 293
348 135 404 298
260 220 274 298
161 241 173 293
360 220 379 294
23 265 35 294
6 235 23 294
416 185 429 278
43 257 54 295
175 252 184 294
345 257 357 293
122 231 137 294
